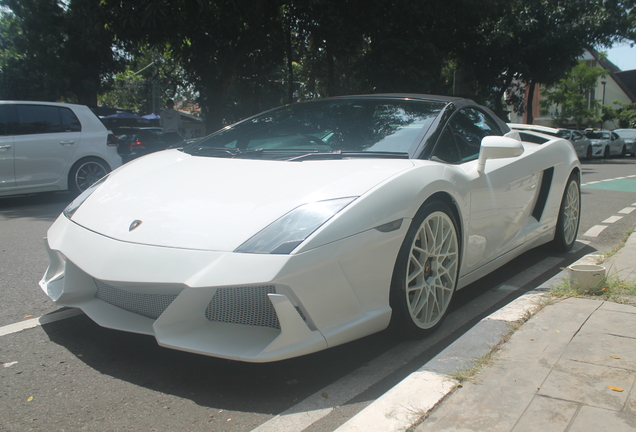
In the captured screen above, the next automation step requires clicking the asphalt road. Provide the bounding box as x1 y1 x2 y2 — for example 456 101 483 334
1 156 635 432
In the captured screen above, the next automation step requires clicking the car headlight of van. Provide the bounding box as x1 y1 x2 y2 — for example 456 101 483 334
63 176 108 219
236 197 356 254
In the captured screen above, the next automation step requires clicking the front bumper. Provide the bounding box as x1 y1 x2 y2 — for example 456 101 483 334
40 216 401 362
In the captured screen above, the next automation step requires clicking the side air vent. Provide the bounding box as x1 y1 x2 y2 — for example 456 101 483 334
531 167 554 221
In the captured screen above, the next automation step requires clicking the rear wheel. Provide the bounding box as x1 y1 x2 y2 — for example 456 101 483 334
552 173 581 251
68 157 109 195
390 201 460 337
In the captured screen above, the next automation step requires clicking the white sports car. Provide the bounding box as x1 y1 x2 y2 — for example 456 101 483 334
40 94 581 362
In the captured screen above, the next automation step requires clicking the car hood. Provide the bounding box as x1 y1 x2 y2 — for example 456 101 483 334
70 149 414 251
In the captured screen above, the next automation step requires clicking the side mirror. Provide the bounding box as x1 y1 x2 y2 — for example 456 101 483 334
477 136 524 173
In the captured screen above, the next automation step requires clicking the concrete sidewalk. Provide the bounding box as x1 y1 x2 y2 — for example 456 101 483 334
337 233 636 432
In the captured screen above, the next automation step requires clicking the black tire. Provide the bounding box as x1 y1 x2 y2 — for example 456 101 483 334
621 145 627 157
389 200 460 338
68 157 110 195
586 145 593 160
603 145 610 158
551 173 581 252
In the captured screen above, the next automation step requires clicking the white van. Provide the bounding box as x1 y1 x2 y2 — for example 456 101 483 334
0 101 122 196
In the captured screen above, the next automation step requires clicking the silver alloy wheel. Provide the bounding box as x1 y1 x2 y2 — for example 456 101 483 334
74 160 108 192
405 210 459 329
562 179 580 246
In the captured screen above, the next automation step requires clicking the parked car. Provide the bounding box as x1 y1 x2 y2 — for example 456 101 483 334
583 129 627 158
613 129 636 156
0 101 122 196
40 94 581 362
507 124 592 160
555 129 593 160
112 127 179 163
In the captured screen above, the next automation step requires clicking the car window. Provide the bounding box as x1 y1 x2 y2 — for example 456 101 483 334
60 107 81 132
188 99 446 156
611 132 619 140
572 131 584 140
447 108 503 162
15 105 80 135
432 127 461 163
615 130 636 139
0 104 17 136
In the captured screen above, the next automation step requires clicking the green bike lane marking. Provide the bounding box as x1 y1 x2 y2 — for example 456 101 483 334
582 178 636 193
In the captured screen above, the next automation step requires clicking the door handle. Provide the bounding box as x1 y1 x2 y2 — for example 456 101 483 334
59 141 75 146
0 145 11 150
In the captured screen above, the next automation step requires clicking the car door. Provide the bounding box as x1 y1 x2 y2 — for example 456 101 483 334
610 131 624 155
436 108 537 275
13 104 81 188
0 104 16 190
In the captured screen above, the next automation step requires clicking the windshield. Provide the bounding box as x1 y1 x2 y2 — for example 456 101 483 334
615 130 636 139
183 98 446 159
585 131 610 140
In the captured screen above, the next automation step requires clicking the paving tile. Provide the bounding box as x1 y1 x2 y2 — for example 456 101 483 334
568 405 636 432
538 359 635 411
562 332 636 371
511 395 579 432
579 308 636 340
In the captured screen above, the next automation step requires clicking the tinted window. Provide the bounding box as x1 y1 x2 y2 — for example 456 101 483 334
15 105 80 135
186 99 446 157
432 127 461 163
60 107 81 132
447 108 503 161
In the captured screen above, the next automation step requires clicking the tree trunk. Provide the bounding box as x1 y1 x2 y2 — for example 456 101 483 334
526 80 535 125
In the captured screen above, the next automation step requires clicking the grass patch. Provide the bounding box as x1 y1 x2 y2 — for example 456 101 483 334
550 271 636 305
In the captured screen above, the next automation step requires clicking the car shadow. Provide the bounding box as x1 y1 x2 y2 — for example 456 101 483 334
40 241 597 416
0 192 73 221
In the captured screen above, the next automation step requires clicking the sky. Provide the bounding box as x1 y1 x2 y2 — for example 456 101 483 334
604 43 636 71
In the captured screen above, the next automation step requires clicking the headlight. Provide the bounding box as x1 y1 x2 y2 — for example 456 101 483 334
236 197 356 254
63 176 108 219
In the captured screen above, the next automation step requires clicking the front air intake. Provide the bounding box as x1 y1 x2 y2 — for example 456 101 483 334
205 286 281 329
94 279 179 320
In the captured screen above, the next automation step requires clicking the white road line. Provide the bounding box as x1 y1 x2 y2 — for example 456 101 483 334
619 207 635 214
0 309 82 337
583 225 607 237
602 216 623 224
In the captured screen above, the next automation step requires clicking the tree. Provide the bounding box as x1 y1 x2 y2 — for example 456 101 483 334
540 61 607 129
1 0 123 105
455 0 633 122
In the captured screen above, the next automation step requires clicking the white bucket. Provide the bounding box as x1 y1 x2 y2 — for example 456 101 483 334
568 264 606 293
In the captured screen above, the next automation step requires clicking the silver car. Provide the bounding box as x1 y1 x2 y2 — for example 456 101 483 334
583 130 627 158
614 129 636 156
556 129 593 160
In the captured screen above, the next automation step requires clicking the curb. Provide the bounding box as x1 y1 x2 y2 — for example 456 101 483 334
334 269 570 432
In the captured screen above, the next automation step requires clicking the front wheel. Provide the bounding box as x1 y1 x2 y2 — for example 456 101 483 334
68 157 110 195
585 145 593 160
389 201 460 338
621 145 627 157
551 173 581 251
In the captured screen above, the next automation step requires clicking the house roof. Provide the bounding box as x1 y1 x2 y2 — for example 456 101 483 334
590 49 636 102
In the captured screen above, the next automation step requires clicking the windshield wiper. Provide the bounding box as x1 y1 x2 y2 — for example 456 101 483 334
288 150 409 161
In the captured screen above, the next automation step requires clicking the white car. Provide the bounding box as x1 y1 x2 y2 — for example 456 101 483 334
0 101 122 196
584 129 627 158
40 95 581 362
